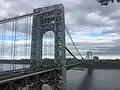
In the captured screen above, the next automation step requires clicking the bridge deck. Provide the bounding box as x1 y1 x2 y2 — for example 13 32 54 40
0 60 120 84
0 62 86 84
0 68 54 84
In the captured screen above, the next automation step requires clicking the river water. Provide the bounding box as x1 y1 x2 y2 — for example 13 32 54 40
1 64 120 90
42 69 120 90
67 69 120 90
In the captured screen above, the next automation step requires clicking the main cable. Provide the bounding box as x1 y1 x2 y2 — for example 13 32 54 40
65 46 78 60
65 25 84 59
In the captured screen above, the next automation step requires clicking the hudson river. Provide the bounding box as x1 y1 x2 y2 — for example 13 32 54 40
67 69 120 90
1 64 120 90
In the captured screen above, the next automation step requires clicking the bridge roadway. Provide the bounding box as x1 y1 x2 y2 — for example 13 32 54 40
0 59 120 81
0 59 120 65
0 61 87 84
0 60 120 89
0 59 81 64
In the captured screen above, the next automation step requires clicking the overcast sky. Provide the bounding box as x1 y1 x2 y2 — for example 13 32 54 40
0 0 120 59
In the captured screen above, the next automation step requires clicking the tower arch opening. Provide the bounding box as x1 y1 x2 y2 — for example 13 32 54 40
42 31 54 67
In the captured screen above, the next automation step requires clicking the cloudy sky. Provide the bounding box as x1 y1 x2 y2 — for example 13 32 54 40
0 0 120 59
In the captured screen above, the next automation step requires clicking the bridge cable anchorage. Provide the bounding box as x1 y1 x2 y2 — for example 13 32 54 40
65 25 84 60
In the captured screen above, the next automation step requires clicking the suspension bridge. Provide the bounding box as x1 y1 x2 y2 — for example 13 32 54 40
0 4 119 90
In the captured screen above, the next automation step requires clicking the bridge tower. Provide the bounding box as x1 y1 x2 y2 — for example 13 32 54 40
86 51 93 74
30 4 66 90
86 51 93 60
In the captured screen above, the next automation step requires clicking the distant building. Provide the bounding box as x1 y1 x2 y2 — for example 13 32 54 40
93 56 99 60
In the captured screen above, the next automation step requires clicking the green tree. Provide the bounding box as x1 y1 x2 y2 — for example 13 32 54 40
96 0 120 5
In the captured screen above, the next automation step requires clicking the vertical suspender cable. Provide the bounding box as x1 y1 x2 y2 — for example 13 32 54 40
27 17 29 68
13 20 15 70
65 26 84 59
49 32 53 58
2 20 6 71
23 18 26 69
16 19 18 69
28 16 32 62
50 32 51 59
44 32 45 62
27 17 29 60
0 25 2 71
13 19 17 70
45 33 47 60
26 17 30 67
0 23 3 71
2 23 4 71
45 33 46 60
53 32 54 60
49 32 50 63
26 17 28 69
44 32 45 60
26 16 29 69
44 31 46 59
30 16 32 59
46 32 47 60
23 18 25 69
0 23 5 71
43 20 45 60
46 33 48 58
28 16 31 66
25 17 27 69
11 21 14 70
29 16 32 59
15 19 18 70
4 21 6 71
52 32 53 59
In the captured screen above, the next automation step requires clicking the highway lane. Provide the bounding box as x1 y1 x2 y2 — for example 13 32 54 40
0 61 88 84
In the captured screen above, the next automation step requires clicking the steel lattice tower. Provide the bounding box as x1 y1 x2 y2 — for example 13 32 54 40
86 51 93 60
30 4 66 90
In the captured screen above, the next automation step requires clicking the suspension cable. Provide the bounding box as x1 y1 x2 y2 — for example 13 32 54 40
0 22 6 71
65 46 78 60
59 0 84 59
13 19 17 70
65 25 84 59
28 16 31 60
0 24 3 71
11 21 14 70
28 16 32 61
23 18 26 69
2 21 6 71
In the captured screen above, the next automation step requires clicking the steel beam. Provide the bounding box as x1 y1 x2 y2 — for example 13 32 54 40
30 4 66 90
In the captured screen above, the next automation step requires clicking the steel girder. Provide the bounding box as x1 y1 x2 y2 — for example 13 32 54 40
30 4 66 90
0 70 55 90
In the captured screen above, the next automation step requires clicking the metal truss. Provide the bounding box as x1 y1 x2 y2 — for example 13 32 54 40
0 3 89 90
30 4 66 90
1 70 55 90
85 51 93 60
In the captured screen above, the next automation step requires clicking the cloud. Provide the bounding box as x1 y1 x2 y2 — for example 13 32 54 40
0 0 120 59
